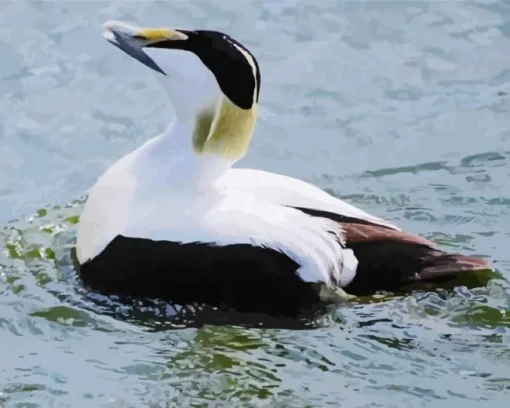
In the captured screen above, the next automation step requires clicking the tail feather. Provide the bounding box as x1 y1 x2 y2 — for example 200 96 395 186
343 239 490 295
416 251 489 280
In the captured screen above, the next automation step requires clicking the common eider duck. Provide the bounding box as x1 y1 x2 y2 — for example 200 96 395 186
75 20 489 317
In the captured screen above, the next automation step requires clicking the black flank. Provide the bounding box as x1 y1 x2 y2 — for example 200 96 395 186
77 235 322 318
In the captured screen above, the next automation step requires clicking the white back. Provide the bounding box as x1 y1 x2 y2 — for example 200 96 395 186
215 168 400 231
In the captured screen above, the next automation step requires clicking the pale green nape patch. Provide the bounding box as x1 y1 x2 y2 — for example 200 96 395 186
192 109 215 154
192 96 257 161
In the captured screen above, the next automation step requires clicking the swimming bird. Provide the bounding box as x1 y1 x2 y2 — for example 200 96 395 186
75 20 489 317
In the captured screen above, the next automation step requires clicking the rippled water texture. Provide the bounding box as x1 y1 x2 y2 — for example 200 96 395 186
1 1 510 407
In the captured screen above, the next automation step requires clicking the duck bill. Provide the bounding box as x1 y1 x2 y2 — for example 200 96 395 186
102 20 187 75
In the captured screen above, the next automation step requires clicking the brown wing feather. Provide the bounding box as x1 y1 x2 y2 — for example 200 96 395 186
340 223 434 246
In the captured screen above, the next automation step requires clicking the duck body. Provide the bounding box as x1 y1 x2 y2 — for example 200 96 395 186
77 147 487 316
75 21 489 317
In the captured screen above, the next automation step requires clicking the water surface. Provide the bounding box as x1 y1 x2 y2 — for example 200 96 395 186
1 1 510 407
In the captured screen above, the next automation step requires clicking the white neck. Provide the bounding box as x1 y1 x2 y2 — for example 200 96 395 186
132 119 233 192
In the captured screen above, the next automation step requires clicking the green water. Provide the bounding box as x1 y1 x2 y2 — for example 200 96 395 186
1 1 510 407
